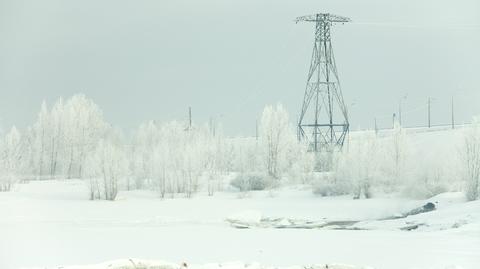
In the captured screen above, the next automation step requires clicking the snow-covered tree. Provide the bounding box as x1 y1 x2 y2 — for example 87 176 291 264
336 131 379 199
0 127 23 191
259 104 295 179
49 98 65 177
26 95 107 180
462 118 480 201
151 140 170 198
8 93 473 200
85 135 129 201
32 101 51 178
384 121 409 190
287 142 315 184
132 120 160 189
64 94 107 179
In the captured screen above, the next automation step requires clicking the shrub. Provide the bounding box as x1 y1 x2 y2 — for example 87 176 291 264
312 173 351 197
401 181 448 199
230 172 274 191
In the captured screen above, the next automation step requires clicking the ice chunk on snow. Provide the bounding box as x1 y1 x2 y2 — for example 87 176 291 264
226 210 263 225
277 218 291 226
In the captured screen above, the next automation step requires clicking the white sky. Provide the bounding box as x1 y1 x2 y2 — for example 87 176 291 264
0 0 479 135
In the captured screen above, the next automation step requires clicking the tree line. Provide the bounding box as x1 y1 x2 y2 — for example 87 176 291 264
0 94 478 201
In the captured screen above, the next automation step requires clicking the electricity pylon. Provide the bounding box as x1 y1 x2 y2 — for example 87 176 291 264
296 13 350 152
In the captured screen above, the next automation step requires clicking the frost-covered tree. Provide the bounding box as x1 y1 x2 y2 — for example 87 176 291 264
385 121 408 190
151 140 170 198
181 141 202 198
336 131 379 199
259 104 295 179
229 138 264 193
132 120 159 188
462 118 480 201
204 134 220 196
287 142 315 184
402 140 455 199
26 95 107 180
49 98 65 177
132 119 227 197
32 101 51 178
64 94 107 179
21 126 37 179
196 124 230 196
84 135 129 201
0 127 23 191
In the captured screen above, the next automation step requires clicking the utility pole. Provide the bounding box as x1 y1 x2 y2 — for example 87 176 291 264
374 117 378 135
427 97 431 128
451 96 455 129
213 119 216 137
398 95 407 126
393 113 396 128
209 117 216 136
209 117 212 134
188 107 192 130
255 119 258 141
399 101 402 126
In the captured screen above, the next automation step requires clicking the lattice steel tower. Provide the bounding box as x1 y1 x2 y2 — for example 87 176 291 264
296 13 350 152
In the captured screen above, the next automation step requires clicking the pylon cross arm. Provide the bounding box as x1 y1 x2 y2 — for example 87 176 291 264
295 13 351 24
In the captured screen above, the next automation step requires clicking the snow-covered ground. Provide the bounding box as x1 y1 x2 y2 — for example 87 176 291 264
1 180 480 269
26 259 372 269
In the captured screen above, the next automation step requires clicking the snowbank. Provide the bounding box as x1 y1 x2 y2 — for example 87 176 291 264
26 259 373 269
352 192 480 232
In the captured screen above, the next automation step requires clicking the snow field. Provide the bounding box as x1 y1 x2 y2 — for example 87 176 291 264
2 180 480 269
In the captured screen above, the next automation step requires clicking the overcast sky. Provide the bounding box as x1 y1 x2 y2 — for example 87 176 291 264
1 0 479 136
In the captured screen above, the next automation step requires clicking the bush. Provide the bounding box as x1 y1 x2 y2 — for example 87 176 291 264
466 178 480 201
230 172 274 191
312 173 351 197
401 181 448 199
312 181 350 196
